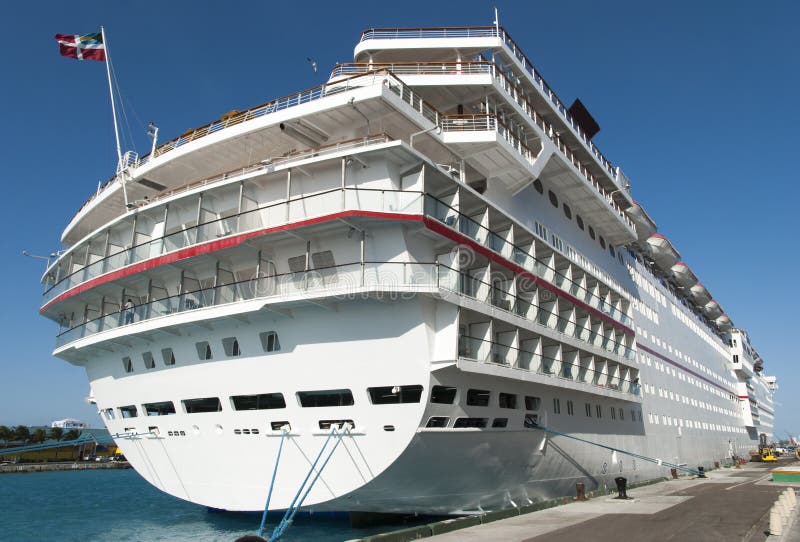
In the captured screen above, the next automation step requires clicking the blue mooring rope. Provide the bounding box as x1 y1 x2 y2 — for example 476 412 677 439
257 430 287 538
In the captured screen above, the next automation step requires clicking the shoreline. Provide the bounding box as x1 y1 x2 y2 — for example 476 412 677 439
0 461 130 474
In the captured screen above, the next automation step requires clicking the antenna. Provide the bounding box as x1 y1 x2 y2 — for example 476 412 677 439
493 6 500 34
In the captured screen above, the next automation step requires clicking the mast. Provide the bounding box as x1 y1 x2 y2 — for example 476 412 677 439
100 26 128 206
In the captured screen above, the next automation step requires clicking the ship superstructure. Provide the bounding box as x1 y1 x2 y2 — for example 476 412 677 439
37 25 776 513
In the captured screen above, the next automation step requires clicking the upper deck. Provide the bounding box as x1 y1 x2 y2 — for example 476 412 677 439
354 26 632 206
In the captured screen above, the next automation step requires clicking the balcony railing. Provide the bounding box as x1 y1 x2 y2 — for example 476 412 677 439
43 186 423 308
54 261 438 348
438 264 634 360
458 335 640 397
55 259 635 370
357 26 619 184
426 195 632 328
437 111 631 230
359 27 501 41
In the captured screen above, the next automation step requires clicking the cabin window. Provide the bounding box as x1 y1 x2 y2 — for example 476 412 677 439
425 416 449 428
609 245 616 258
196 341 213 360
492 418 508 428
270 421 290 431
161 348 175 366
122 356 134 373
260 331 281 352
524 396 541 410
576 215 585 230
142 351 155 370
183 397 222 414
297 389 354 407
548 190 558 207
430 385 457 404
563 203 572 220
318 419 353 430
619 408 625 420
599 236 606 249
222 337 241 357
596 404 602 418
368 385 423 404
231 393 286 411
453 417 488 428
585 403 592 417
553 398 561 414
588 226 596 240
533 178 544 194
567 400 574 415
499 393 517 409
611 407 617 420
119 405 138 419
466 389 490 407
524 414 539 428
143 401 176 416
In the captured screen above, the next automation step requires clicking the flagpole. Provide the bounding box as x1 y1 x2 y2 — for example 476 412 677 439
100 26 123 173
100 26 128 207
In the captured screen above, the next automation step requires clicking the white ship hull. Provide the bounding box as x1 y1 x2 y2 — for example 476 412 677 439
40 23 776 515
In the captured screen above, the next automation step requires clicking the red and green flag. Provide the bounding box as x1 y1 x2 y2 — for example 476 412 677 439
54 32 106 61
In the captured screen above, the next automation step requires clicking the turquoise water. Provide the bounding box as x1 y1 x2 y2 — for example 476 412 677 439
0 469 419 541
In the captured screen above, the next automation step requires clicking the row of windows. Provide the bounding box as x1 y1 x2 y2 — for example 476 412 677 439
122 331 280 373
552 398 640 422
533 179 621 262
105 385 427 419
431 386 541 410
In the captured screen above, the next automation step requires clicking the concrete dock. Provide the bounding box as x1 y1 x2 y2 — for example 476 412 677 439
359 460 800 542
428 462 798 542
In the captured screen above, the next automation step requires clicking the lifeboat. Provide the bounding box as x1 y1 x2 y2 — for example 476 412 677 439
703 300 723 318
715 313 732 331
625 201 658 243
645 234 680 271
689 283 712 305
671 262 698 289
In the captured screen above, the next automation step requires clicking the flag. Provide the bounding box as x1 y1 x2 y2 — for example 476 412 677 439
55 32 106 61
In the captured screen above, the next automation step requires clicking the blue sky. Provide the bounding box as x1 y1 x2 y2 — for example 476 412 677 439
1 1 796 436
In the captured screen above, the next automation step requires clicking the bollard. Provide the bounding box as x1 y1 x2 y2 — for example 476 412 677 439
714 461 720 469
697 466 706 478
575 482 587 501
777 499 789 526
614 477 628 499
770 507 784 535
670 468 678 479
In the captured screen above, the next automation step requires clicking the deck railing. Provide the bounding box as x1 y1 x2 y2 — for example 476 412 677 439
357 26 619 183
458 335 639 395
43 185 423 308
334 61 631 228
55 259 635 374
427 195 632 328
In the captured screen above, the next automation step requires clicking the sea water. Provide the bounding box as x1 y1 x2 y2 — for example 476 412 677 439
0 469 420 541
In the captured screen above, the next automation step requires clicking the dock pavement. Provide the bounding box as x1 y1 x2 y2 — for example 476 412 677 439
422 460 800 542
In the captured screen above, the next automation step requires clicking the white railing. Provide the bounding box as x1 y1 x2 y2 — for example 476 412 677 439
357 27 621 188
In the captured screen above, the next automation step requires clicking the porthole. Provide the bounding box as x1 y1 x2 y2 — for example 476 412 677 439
533 178 544 194
563 203 572 220
576 215 585 230
548 190 558 207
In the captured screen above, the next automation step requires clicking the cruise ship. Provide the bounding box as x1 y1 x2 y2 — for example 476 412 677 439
38 25 777 515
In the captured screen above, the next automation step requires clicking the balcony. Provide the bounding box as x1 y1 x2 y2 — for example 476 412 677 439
42 136 417 310
457 335 640 399
355 27 626 200
425 195 632 329
54 254 635 370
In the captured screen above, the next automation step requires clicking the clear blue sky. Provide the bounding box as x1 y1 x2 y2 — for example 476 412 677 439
2 1 796 435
